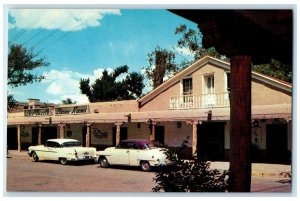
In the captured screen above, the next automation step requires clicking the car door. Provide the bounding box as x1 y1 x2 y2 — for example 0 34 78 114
44 141 59 160
128 143 139 166
111 141 130 165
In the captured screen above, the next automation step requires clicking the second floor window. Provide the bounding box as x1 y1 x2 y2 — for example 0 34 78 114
183 78 193 95
204 75 214 94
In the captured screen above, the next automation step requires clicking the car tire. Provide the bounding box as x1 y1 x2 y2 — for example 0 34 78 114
32 152 39 162
140 161 151 172
59 158 68 165
99 157 109 168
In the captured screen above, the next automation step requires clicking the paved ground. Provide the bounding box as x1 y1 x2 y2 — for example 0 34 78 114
5 150 293 194
7 150 292 178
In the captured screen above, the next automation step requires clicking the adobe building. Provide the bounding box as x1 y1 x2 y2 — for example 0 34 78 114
7 56 292 164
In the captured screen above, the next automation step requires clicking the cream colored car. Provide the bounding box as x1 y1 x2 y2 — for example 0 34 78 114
28 139 97 165
96 139 172 171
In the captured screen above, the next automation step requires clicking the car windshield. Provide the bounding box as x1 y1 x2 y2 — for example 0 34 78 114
61 141 81 147
144 141 162 149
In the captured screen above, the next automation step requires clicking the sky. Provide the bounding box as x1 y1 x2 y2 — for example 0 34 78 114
7 8 198 104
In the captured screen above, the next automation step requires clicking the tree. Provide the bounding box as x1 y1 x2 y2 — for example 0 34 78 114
8 44 49 87
143 46 177 89
252 59 292 83
61 98 77 105
7 44 49 112
152 138 228 192
175 24 229 63
175 24 292 83
79 65 144 102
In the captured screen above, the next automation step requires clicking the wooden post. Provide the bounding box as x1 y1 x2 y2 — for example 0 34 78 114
114 122 124 145
229 56 252 192
85 123 93 147
17 125 21 152
150 122 159 142
186 120 201 158
38 124 42 145
58 124 65 139
192 123 197 157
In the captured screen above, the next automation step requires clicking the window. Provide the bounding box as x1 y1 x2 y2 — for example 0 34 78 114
204 75 214 94
226 72 230 91
182 78 193 95
61 141 81 147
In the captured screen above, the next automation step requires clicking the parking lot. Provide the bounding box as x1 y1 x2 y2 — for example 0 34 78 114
5 151 292 193
6 155 156 192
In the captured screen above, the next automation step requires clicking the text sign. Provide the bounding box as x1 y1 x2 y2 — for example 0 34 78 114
55 105 89 115
24 108 51 116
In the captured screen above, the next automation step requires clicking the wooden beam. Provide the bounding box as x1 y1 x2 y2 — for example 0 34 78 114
229 56 252 192
17 125 21 152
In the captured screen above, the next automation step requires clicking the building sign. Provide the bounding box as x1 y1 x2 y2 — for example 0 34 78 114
24 108 51 117
92 128 108 139
55 105 89 115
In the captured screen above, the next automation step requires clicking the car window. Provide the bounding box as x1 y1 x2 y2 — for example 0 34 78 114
61 141 81 147
45 141 53 147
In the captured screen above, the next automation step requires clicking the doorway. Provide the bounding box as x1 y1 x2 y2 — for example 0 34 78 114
266 124 288 164
155 126 165 145
197 122 225 160
7 127 18 149
32 126 57 145
112 127 128 146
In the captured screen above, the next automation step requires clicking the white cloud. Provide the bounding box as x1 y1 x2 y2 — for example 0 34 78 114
41 67 124 104
9 9 121 31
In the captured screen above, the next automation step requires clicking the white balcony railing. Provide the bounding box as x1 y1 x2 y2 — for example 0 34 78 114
169 92 230 110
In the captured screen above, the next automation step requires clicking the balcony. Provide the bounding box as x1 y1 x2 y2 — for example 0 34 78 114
169 92 230 110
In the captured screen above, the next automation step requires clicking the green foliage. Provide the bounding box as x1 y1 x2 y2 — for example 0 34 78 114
143 46 178 89
79 65 144 102
8 44 49 87
175 24 229 63
7 94 17 112
61 98 77 105
7 44 49 112
152 138 228 192
175 24 291 83
252 59 292 83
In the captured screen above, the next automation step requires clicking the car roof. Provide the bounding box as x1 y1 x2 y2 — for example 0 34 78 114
120 139 152 146
121 139 151 143
47 138 79 144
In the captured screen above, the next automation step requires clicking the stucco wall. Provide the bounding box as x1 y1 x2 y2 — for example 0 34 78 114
193 63 227 95
89 100 139 113
64 124 83 142
140 81 180 111
252 80 291 105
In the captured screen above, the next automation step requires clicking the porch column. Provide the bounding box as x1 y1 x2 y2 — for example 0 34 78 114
114 122 124 145
186 120 201 158
17 125 21 152
192 122 198 157
229 56 252 192
85 123 93 147
58 123 66 139
38 124 42 145
150 122 158 142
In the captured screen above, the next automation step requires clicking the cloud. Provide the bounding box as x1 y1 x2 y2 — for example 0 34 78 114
9 9 121 31
41 67 125 104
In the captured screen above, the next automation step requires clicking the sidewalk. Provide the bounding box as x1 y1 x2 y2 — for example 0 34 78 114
7 150 292 178
210 161 292 178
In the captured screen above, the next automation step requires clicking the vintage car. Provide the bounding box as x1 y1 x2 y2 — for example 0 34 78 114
96 139 173 171
28 139 97 165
